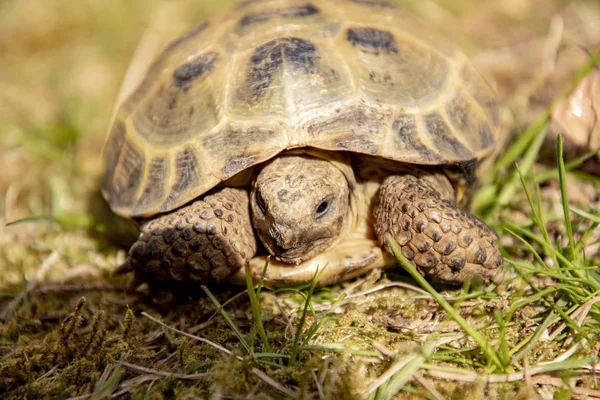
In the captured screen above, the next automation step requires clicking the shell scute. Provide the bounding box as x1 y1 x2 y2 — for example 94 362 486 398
388 114 443 164
161 147 202 212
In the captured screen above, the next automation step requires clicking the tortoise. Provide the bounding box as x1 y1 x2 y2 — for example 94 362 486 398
103 0 505 289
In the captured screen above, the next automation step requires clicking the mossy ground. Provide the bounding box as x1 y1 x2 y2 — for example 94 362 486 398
1 0 600 398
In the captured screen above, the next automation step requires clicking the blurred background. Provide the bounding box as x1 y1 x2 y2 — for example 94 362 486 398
0 0 599 287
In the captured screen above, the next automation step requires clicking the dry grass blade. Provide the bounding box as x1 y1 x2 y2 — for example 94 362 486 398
141 312 240 359
251 367 298 398
121 361 214 380
424 358 595 383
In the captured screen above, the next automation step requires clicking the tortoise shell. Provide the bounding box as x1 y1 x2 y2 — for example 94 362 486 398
102 0 499 218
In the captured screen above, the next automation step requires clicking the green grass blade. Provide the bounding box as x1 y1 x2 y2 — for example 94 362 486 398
245 262 271 352
385 236 505 371
289 267 324 365
556 135 577 262
201 285 251 354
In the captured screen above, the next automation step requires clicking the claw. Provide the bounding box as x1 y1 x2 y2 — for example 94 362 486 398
113 259 134 276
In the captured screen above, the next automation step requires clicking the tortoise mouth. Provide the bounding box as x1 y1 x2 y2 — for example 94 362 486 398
266 237 332 264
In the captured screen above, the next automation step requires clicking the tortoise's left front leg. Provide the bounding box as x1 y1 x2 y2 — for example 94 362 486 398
373 174 504 285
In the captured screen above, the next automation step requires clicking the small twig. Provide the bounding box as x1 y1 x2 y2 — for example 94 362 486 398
344 282 432 300
251 367 298 397
412 372 447 400
121 361 214 380
371 341 396 359
312 370 326 400
110 375 158 398
532 375 600 398
141 312 241 360
34 283 129 294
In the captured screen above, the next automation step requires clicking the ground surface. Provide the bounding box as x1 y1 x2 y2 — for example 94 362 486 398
1 0 600 399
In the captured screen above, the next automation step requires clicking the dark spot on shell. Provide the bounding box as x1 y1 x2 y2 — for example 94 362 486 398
238 3 319 26
417 202 426 212
173 52 218 90
487 101 500 126
221 157 256 179
226 214 234 223
480 123 494 147
162 147 200 211
463 235 473 246
444 160 481 186
248 37 317 97
431 230 442 242
109 138 146 208
347 27 397 54
163 22 209 54
214 209 224 217
392 114 442 163
425 112 473 159
400 203 409 213
335 136 378 154
134 156 168 214
350 0 397 8
415 221 427 233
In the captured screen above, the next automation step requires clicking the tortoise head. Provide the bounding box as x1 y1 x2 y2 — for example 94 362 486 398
251 153 352 264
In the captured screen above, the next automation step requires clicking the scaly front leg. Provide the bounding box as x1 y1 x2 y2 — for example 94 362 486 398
116 188 257 286
373 174 503 285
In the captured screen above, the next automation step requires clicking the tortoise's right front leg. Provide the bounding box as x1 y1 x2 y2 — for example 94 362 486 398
116 188 257 285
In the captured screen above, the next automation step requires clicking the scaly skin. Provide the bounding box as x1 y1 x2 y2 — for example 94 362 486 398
373 175 503 285
116 188 256 285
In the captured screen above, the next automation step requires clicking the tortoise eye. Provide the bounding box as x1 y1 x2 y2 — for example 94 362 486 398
256 191 267 214
315 200 329 218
